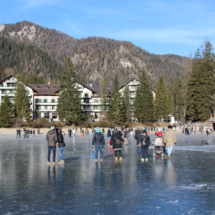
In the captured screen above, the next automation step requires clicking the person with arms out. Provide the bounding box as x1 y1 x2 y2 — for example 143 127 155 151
92 127 105 161
163 125 176 159
46 126 58 165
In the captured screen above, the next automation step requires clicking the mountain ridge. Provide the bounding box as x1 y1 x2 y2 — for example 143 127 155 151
0 21 192 87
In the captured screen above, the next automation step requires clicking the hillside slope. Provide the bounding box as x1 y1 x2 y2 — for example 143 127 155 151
0 21 192 86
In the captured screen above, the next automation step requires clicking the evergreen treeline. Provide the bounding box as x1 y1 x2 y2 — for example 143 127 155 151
186 42 215 121
0 36 63 81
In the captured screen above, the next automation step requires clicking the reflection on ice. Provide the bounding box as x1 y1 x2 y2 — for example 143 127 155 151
0 133 215 214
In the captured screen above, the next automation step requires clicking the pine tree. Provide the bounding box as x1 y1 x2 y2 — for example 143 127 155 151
0 95 14 127
133 68 154 122
123 85 131 123
57 57 82 126
108 74 126 124
100 77 108 111
172 79 184 119
186 42 215 121
14 82 32 121
154 77 171 121
0 63 6 80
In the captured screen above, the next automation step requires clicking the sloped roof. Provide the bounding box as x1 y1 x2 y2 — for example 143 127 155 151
0 75 14 84
27 84 60 95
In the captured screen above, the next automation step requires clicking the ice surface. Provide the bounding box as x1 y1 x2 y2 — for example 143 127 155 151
0 132 215 214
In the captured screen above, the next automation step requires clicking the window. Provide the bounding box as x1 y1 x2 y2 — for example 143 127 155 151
94 99 99 103
51 99 55 103
84 93 89 98
52 106 55 110
9 90 13 94
78 86 83 90
44 106 48 110
131 92 135 97
130 86 136 91
2 90 6 94
94 106 99 110
44 99 47 103
0 84 3 87
36 106 41 110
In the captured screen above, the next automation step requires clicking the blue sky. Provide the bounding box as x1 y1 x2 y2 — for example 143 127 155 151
1 0 215 57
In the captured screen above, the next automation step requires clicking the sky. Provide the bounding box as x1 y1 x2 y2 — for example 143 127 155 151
1 0 215 57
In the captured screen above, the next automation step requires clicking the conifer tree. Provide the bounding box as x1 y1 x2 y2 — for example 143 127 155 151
133 68 154 122
108 74 126 124
172 79 184 119
57 57 82 125
14 82 32 121
123 85 131 123
154 77 171 121
186 42 215 121
0 63 6 80
0 95 13 127
100 77 108 111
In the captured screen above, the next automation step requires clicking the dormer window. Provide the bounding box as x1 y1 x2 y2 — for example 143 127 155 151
36 86 40 89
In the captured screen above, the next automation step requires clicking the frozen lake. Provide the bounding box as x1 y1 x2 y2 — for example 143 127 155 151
0 132 215 214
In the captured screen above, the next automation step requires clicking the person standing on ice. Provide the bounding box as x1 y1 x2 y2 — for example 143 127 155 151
163 125 176 159
56 128 66 165
46 126 58 165
92 127 105 161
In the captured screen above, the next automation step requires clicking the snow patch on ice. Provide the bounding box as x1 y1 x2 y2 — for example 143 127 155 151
179 184 207 190
174 145 215 153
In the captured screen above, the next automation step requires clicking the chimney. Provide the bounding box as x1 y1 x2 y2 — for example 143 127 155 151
48 82 51 87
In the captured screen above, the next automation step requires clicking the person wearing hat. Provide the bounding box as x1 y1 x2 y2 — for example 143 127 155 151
163 125 176 158
92 127 105 161
46 126 58 165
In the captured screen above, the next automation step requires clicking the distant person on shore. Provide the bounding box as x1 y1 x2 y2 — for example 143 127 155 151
163 125 176 159
46 126 58 165
206 128 211 136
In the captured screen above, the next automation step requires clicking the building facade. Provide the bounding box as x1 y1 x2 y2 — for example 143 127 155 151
0 75 155 121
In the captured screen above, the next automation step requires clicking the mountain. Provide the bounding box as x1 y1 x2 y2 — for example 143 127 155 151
0 21 192 87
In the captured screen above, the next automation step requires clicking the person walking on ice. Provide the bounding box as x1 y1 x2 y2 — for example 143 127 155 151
163 125 176 159
92 127 105 161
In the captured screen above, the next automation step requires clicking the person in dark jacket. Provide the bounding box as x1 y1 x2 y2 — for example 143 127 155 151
92 127 105 161
107 128 112 145
56 128 66 165
111 130 124 161
134 129 142 157
46 126 58 165
140 130 151 162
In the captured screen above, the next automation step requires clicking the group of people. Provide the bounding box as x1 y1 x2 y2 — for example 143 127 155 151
92 125 177 162
46 126 66 165
46 125 177 165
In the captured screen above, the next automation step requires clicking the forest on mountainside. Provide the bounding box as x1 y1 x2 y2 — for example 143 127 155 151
0 37 63 82
0 21 192 87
